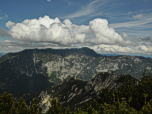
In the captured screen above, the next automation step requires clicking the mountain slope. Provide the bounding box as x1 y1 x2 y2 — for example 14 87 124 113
21 71 140 113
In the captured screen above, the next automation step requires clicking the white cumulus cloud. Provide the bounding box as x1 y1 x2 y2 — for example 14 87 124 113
88 18 132 46
5 15 132 47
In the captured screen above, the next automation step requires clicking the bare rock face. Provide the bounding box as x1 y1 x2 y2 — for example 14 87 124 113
38 95 53 114
23 71 139 113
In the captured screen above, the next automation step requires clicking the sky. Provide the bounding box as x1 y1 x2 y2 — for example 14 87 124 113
0 0 152 58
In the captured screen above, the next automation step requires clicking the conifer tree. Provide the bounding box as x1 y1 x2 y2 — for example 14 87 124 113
0 91 42 114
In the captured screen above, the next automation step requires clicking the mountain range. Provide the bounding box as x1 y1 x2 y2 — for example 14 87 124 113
0 47 152 113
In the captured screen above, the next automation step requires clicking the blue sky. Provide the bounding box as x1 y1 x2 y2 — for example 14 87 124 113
0 0 152 58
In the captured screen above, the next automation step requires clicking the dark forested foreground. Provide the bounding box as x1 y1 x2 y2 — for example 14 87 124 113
1 67 152 114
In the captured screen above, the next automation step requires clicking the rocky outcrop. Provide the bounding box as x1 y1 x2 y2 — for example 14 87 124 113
22 71 139 113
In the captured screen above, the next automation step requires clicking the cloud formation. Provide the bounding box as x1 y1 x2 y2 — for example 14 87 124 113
133 13 143 19
2 16 152 58
122 32 128 39
110 14 152 29
89 43 152 55
142 35 152 43
6 15 132 47
0 28 11 37
62 0 110 19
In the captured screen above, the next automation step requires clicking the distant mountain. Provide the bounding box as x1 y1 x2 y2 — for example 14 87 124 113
0 47 152 105
21 71 140 113
99 53 120 56
99 53 152 59
0 53 6 57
